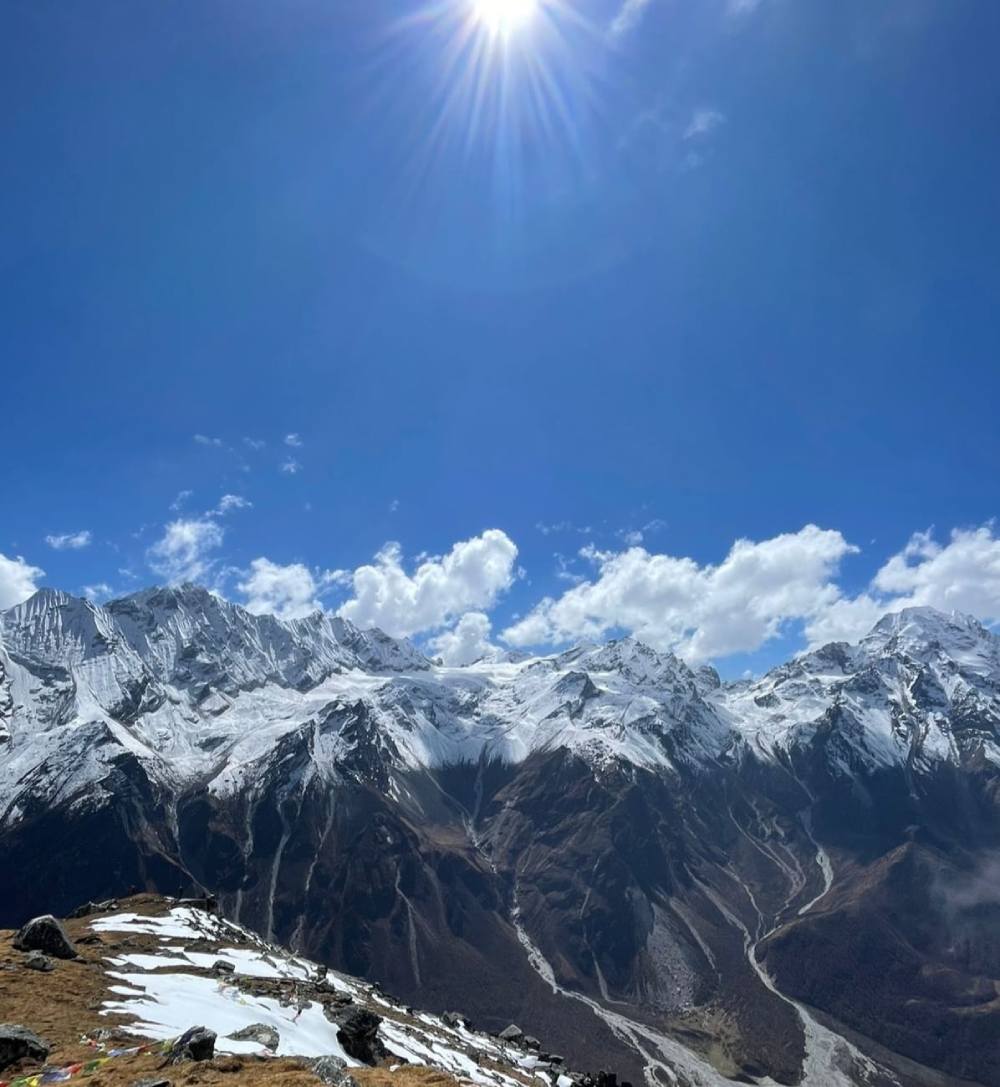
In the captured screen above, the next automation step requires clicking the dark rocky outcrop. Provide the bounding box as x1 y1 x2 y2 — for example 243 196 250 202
13 915 76 960
164 1026 216 1063
0 1024 50 1071
333 1007 386 1065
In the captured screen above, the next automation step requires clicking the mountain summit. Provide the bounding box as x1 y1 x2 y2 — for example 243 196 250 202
2 589 999 1087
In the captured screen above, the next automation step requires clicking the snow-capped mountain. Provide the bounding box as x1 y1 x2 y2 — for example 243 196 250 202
2 588 999 1087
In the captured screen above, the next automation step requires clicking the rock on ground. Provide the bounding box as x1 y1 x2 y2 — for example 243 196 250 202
13 916 77 960
0 1024 50 1071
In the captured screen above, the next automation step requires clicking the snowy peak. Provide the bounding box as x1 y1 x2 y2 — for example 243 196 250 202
727 606 1000 773
0 588 124 667
862 606 996 659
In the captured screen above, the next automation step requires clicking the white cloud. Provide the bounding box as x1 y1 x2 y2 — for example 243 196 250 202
804 526 1000 646
389 499 400 513
193 434 223 447
215 494 252 515
238 558 343 620
430 611 497 665
170 490 193 512
44 531 92 551
280 459 302 475
147 519 224 584
338 529 518 638
610 0 654 38
243 437 265 451
284 433 303 448
0 553 45 610
503 525 856 662
82 582 114 602
684 108 726 140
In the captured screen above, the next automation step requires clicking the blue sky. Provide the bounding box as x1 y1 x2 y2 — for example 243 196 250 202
3 0 1000 674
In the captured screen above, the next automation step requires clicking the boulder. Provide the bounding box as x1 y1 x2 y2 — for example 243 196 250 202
524 1035 541 1051
164 1026 216 1063
498 1024 524 1042
0 1025 50 1071
441 1012 464 1028
333 1007 386 1066
13 915 76 960
131 1079 172 1087
308 1055 361 1087
22 951 53 972
212 960 235 977
227 1024 279 1052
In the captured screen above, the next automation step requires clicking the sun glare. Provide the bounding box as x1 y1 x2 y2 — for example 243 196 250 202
470 0 539 37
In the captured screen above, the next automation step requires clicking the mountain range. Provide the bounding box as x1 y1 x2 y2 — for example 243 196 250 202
2 585 999 1087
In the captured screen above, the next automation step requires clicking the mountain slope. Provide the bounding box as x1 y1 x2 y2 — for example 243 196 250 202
2 589 999 1087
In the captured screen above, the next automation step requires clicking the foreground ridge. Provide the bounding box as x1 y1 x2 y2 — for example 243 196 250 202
0 895 594 1087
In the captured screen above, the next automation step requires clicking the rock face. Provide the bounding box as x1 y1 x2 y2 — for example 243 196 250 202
165 1026 216 1063
0 1025 50 1071
333 1007 386 1066
13 915 76 960
227 1023 279 1051
2 590 1000 1086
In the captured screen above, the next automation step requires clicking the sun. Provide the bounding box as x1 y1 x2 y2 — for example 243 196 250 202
470 0 539 37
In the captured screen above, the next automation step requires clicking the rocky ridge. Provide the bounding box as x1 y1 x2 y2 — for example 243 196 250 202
2 589 999 1087
0 895 603 1087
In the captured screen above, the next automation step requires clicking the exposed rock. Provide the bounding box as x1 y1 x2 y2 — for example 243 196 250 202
499 1024 523 1042
333 1007 386 1065
132 1079 171 1087
164 1026 216 1063
442 1012 465 1028
69 899 119 919
226 1023 279 1051
524 1035 541 1050
22 951 53 972
307 1055 361 1087
12 915 76 959
212 959 235 977
0 1025 50 1071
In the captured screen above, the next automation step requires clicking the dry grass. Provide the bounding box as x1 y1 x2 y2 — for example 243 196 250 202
0 898 463 1087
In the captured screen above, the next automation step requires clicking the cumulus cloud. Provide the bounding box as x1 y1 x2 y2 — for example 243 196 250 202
238 558 345 620
503 525 856 661
170 490 193 512
280 459 302 475
0 553 45 610
429 611 497 666
44 531 92 550
284 433 303 447
147 519 224 584
804 526 1000 646
193 434 223 447
338 529 518 638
